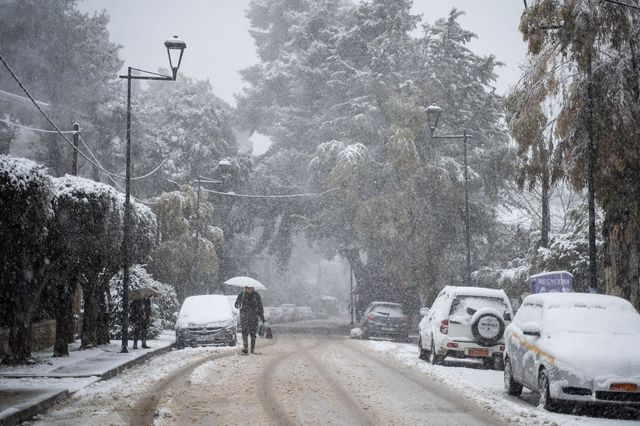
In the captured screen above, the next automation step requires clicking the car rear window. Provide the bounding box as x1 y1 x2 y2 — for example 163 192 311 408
372 304 404 316
449 296 508 319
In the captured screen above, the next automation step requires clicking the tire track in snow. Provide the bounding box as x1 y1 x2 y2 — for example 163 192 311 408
295 339 374 426
256 334 325 425
131 339 276 425
340 339 508 425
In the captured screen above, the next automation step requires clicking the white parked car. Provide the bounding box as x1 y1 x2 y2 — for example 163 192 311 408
504 292 640 411
418 286 513 369
175 295 237 348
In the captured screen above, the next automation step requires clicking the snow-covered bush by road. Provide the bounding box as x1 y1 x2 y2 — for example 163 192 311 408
109 265 179 339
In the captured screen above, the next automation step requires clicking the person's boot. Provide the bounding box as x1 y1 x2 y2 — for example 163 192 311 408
250 337 256 354
132 339 138 350
142 340 150 349
242 335 249 354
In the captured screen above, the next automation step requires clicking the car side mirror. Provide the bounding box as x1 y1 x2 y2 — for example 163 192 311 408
466 307 477 316
522 323 541 338
419 307 430 316
504 311 512 321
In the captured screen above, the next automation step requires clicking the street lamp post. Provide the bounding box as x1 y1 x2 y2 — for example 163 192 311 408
119 36 186 353
426 104 472 287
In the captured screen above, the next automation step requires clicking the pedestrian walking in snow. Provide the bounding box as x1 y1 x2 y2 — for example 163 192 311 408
131 298 151 349
234 286 265 354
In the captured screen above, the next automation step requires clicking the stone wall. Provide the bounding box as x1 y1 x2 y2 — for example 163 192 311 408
0 319 57 356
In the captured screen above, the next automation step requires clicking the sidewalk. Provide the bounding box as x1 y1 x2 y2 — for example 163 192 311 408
0 331 174 426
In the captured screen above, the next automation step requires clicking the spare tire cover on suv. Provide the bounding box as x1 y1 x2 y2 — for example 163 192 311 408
470 309 505 347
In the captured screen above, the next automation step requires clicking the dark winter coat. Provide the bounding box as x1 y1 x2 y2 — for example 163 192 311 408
235 291 265 333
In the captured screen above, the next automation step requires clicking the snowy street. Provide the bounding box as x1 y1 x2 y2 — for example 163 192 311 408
25 334 499 425
18 334 639 426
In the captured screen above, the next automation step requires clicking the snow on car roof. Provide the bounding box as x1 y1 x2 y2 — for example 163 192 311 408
370 301 402 306
442 286 507 298
524 292 635 311
179 294 232 323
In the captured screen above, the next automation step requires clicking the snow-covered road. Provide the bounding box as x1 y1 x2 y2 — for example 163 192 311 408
368 339 640 425
23 335 640 425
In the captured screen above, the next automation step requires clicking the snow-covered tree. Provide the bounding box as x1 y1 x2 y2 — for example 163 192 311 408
518 0 640 306
0 155 54 364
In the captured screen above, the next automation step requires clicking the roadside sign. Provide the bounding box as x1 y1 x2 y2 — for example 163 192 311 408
528 271 573 293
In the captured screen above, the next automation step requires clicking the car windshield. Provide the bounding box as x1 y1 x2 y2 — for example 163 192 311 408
179 296 232 324
544 305 640 335
372 304 404 316
449 296 508 319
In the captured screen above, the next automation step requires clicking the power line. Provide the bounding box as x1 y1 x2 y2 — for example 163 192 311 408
78 135 166 182
0 88 49 107
0 117 74 134
166 177 340 198
200 186 340 199
0 54 166 186
0 53 120 179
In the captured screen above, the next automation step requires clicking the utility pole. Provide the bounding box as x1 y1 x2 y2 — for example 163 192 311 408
463 129 471 287
586 50 598 293
71 122 79 176
350 265 354 325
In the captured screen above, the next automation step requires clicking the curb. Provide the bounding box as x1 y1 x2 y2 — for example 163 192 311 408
99 343 174 380
0 343 174 425
0 389 69 426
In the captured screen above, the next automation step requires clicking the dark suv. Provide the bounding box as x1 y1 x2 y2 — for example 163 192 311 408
359 301 409 342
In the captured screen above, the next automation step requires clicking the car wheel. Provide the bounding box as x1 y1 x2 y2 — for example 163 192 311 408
538 368 557 411
362 327 370 340
504 357 523 396
471 312 505 347
482 357 495 369
229 336 237 347
175 340 185 350
429 339 444 365
418 337 429 360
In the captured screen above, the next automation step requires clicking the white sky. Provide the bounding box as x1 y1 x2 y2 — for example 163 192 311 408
79 0 527 154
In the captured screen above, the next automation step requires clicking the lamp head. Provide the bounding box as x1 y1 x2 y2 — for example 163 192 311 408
425 104 443 137
164 35 186 80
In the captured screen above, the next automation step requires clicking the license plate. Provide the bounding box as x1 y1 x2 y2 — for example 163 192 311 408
381 327 394 331
610 383 638 392
196 335 212 342
468 348 489 357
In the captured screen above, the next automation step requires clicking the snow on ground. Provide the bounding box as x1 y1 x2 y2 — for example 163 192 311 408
366 340 640 425
24 344 237 425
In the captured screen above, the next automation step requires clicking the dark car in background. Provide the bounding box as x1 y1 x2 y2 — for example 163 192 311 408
360 301 409 342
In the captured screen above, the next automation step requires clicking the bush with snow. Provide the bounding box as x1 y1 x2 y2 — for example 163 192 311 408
108 265 179 339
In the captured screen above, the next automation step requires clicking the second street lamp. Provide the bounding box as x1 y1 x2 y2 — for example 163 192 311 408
119 36 186 354
426 104 472 287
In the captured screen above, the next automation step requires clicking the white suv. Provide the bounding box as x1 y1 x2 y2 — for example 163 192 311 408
418 286 513 369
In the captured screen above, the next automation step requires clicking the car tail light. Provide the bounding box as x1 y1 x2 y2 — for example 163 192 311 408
367 313 376 321
400 316 408 322
440 319 448 334
446 342 458 348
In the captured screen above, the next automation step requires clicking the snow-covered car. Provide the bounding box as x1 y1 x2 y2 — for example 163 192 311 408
175 295 237 348
504 292 640 411
418 286 513 369
359 301 409 341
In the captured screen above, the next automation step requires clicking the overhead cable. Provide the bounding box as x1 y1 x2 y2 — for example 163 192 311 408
0 88 50 107
0 117 75 134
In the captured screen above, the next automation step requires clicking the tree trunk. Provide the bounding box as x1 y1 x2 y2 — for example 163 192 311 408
96 282 110 345
4 310 33 364
80 284 99 348
540 170 550 248
603 205 639 309
53 279 74 357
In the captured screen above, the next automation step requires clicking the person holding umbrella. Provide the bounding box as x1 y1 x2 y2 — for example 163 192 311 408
234 286 265 354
